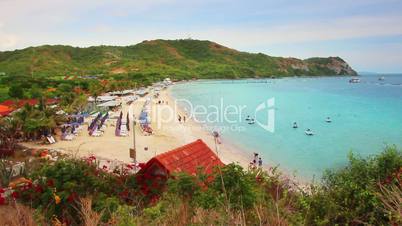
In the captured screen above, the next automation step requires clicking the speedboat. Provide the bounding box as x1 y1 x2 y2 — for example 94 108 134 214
293 122 298 128
325 117 332 123
248 119 255 125
305 129 314 136
378 76 385 81
349 77 360 83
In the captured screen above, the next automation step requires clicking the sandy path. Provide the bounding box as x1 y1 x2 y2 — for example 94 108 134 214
22 88 251 167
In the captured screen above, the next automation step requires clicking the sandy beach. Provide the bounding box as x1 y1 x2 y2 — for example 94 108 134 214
22 87 251 168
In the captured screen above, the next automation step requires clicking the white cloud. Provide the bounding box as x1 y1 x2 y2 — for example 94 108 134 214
187 14 402 48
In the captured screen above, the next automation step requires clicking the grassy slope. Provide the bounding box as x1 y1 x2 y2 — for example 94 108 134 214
0 39 357 80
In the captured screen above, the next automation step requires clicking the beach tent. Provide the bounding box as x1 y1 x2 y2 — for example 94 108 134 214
136 139 224 195
88 95 116 103
123 95 138 102
96 100 120 107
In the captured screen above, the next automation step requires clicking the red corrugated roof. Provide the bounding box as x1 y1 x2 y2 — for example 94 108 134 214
0 105 13 117
141 139 224 176
0 98 59 108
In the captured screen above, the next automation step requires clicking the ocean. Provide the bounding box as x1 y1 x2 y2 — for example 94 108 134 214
170 74 402 180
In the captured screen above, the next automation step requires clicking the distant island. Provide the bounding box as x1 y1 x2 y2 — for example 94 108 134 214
0 39 357 80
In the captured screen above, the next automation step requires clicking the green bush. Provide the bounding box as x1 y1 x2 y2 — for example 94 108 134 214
303 146 402 225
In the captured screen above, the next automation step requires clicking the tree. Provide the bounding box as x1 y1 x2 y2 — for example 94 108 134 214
8 84 24 99
0 117 20 156
89 81 103 103
30 84 43 99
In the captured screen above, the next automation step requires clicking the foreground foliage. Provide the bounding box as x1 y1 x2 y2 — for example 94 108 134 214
2 146 401 225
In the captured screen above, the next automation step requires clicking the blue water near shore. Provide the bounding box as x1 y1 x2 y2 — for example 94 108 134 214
170 74 402 180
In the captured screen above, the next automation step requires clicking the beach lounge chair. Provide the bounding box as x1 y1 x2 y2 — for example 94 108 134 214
46 136 56 144
62 134 75 141
119 124 128 136
91 130 103 137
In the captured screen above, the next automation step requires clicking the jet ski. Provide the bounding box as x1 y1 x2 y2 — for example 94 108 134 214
305 129 314 136
248 119 255 125
245 115 251 121
325 117 332 123
293 122 298 128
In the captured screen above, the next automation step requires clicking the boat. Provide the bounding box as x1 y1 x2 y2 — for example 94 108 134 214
248 119 255 125
325 117 332 123
293 122 298 128
245 115 251 121
305 129 314 136
378 76 385 81
349 77 360 83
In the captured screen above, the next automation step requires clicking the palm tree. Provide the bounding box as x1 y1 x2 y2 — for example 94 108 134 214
0 117 20 156
89 81 104 104
13 102 64 140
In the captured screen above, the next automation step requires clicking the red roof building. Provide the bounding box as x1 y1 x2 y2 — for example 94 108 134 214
0 98 60 117
0 98 59 108
136 139 224 195
0 105 13 117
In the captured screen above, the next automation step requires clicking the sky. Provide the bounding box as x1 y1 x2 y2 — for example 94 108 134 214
0 0 402 73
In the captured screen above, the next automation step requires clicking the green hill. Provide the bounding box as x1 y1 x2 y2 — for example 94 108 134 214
0 39 357 80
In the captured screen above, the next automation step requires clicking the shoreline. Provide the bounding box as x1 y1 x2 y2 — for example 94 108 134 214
21 83 310 187
21 87 251 169
168 84 312 185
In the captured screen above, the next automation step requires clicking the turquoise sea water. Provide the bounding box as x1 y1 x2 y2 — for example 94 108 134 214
171 74 402 180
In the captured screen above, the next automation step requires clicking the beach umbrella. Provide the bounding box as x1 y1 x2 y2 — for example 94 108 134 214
115 117 121 136
100 112 109 127
126 113 130 131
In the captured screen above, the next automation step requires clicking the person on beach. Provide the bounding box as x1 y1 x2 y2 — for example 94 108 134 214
178 115 182 123
254 152 259 163
258 157 263 168
183 116 186 123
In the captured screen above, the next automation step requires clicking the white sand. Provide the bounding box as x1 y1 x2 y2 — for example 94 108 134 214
22 88 251 167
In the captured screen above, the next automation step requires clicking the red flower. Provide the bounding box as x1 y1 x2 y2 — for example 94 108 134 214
150 196 159 205
47 179 55 187
11 191 19 199
34 185 43 193
119 189 129 199
67 192 78 203
0 196 5 205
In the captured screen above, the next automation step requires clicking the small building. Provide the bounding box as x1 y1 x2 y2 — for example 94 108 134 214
136 139 224 195
0 98 60 117
87 95 116 103
0 105 13 117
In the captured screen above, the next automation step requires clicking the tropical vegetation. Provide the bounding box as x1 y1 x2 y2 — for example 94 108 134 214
0 39 356 81
0 146 401 225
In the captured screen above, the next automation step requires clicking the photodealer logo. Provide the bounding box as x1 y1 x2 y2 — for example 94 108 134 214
254 98 275 133
153 97 275 133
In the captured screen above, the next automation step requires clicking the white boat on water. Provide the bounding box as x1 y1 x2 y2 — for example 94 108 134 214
325 117 332 123
305 129 314 136
378 76 385 81
293 122 298 128
349 77 360 83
